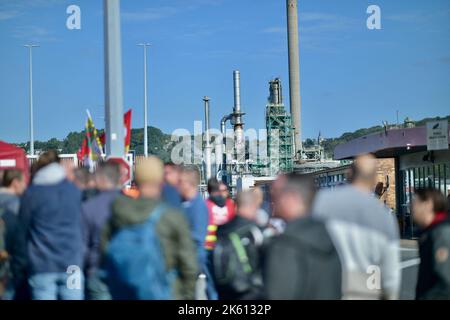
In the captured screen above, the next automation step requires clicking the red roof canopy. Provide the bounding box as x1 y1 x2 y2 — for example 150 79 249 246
0 141 30 183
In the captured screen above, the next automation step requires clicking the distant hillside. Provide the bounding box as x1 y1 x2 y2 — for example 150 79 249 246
16 126 174 163
16 115 450 160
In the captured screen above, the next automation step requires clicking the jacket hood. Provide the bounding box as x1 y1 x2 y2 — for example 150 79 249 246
111 194 160 228
285 217 336 254
32 163 66 186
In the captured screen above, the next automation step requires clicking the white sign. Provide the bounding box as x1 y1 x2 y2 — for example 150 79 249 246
0 159 16 167
426 120 449 151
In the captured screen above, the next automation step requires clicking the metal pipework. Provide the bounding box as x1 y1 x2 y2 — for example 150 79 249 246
221 114 233 137
203 96 212 181
286 0 302 157
219 114 233 175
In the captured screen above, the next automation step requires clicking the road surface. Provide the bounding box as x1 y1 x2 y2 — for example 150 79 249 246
400 240 420 300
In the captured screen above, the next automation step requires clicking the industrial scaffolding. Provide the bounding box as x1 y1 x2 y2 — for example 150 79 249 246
265 78 294 175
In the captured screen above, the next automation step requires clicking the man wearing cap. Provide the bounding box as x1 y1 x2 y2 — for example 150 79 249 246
101 156 198 299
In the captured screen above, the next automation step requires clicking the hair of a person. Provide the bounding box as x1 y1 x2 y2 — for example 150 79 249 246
164 161 180 170
415 188 448 214
31 150 60 177
96 160 122 186
281 173 317 210
374 182 384 198
236 190 256 210
219 181 229 191
207 177 221 194
181 165 200 187
135 156 164 186
1 169 24 188
74 167 92 186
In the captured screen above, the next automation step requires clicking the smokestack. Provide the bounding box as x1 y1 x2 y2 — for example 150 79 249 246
233 70 242 119
203 96 212 181
269 78 283 105
286 0 302 157
232 70 245 166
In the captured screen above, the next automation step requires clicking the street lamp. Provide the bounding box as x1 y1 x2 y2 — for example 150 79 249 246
24 44 39 155
137 43 151 157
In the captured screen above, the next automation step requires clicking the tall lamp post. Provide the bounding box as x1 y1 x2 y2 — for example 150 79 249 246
24 44 39 155
137 43 151 157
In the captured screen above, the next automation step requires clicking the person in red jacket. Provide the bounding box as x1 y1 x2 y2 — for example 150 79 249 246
205 179 235 250
219 181 235 218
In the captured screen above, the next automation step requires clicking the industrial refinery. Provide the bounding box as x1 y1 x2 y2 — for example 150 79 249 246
201 0 336 193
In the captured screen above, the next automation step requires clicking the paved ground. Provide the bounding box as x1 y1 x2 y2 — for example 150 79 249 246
399 240 420 300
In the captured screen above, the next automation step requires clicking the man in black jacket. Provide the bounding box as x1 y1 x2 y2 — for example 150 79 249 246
213 191 264 300
413 188 450 300
264 173 342 300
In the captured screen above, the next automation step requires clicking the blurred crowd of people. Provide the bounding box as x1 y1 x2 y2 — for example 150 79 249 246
0 151 449 300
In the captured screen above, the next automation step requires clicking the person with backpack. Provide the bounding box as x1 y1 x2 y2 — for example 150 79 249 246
101 156 198 300
19 150 84 300
213 191 265 300
264 173 342 299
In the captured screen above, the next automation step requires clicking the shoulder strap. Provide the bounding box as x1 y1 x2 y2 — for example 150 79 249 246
229 232 252 274
148 204 168 224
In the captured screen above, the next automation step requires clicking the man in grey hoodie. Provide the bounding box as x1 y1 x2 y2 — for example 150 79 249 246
313 154 401 300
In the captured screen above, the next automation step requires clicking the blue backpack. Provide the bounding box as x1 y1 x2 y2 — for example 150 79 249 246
103 205 175 300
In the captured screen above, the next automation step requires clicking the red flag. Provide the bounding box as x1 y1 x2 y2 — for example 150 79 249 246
94 109 132 154
77 137 89 161
124 109 132 153
99 132 106 146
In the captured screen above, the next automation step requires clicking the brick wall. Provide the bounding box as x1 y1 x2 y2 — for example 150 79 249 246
374 158 396 211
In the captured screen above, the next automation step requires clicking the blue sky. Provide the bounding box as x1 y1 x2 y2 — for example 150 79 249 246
0 0 449 143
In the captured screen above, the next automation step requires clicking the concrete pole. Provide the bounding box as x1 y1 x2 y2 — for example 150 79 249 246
104 0 124 158
24 44 39 155
138 43 151 157
286 0 302 157
203 96 212 181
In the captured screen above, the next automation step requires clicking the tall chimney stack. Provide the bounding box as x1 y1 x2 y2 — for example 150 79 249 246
286 0 302 157
232 70 245 166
